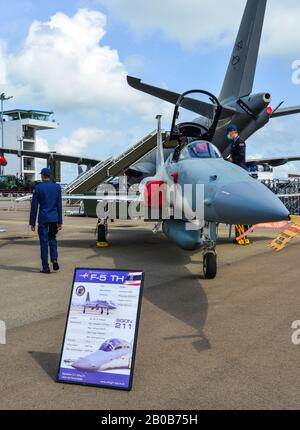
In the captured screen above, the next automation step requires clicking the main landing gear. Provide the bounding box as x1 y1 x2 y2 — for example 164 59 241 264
202 222 218 280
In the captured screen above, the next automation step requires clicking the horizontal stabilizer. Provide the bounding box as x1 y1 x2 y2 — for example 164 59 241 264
247 156 300 168
127 76 236 119
271 106 300 118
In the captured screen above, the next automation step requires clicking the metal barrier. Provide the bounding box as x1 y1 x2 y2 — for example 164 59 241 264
261 179 300 215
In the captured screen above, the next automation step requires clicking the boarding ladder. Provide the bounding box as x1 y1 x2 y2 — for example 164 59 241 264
64 130 161 195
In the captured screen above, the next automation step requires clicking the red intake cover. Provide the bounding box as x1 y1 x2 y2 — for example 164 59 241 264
145 180 165 209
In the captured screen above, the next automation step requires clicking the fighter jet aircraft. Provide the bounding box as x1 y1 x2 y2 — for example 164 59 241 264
2 0 300 171
69 339 132 372
10 0 296 280
122 91 289 279
81 292 117 315
15 88 291 280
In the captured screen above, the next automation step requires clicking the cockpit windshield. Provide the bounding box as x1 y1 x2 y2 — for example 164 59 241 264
179 141 222 160
189 142 210 158
100 339 120 352
99 338 130 352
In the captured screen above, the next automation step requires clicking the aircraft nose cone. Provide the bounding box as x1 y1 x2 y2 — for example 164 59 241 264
214 181 290 225
72 359 95 371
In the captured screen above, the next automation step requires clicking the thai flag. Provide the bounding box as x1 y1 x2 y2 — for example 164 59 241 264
124 272 143 286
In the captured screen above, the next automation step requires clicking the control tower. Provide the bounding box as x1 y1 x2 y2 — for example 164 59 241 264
2 110 58 182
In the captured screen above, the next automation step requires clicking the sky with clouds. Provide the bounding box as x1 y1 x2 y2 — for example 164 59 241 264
1 0 300 181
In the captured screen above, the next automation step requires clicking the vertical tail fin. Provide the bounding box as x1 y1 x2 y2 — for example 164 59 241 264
86 292 90 303
219 0 267 102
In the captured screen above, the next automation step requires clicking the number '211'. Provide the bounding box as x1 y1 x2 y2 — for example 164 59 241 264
115 321 133 330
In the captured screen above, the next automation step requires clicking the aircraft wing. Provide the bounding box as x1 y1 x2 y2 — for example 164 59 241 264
62 194 143 202
127 76 237 120
246 156 300 168
271 106 300 118
16 194 142 203
1 148 100 167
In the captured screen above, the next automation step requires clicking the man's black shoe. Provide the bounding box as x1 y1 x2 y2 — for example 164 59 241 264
40 268 51 274
53 261 60 271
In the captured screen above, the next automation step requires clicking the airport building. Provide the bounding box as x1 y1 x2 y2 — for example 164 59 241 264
1 110 58 182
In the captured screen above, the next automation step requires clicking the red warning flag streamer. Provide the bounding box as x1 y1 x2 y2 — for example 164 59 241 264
236 221 289 242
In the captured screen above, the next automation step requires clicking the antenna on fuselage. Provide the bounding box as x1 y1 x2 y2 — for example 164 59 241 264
156 115 165 173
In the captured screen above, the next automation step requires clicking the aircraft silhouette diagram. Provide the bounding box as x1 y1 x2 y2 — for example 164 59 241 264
76 292 117 315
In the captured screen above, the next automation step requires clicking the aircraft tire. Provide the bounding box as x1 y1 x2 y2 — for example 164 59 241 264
203 252 217 280
98 224 107 242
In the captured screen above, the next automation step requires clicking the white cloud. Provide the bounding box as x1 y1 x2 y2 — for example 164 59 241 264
262 0 300 56
35 136 50 176
98 0 300 57
124 55 144 73
55 127 119 157
98 0 241 48
54 124 165 160
36 136 50 153
0 41 7 85
0 8 167 119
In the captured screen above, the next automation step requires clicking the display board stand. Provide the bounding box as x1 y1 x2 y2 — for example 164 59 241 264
57 268 144 391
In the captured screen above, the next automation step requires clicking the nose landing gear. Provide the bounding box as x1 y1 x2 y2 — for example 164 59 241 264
202 222 218 279
203 250 217 279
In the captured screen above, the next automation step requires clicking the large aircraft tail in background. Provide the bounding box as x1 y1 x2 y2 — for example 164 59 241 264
219 0 267 102
127 0 300 155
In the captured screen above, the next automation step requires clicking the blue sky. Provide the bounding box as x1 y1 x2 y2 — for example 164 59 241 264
1 0 300 181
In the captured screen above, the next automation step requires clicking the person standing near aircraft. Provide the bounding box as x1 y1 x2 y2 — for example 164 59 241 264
226 124 251 245
29 168 63 273
227 124 247 170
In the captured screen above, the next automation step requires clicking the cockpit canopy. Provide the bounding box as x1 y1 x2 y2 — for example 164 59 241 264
178 141 222 161
170 89 222 143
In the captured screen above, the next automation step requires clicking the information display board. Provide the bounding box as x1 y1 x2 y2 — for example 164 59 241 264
57 268 144 391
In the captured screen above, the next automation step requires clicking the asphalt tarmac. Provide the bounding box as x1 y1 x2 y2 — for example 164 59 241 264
0 205 300 410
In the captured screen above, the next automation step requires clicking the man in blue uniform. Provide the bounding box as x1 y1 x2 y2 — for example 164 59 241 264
29 168 63 273
226 125 251 245
227 124 247 170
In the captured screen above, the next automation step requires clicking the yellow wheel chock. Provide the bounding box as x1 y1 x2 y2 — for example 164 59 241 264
235 225 251 246
96 241 109 248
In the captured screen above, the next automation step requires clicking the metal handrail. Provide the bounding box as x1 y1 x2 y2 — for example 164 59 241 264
64 130 158 194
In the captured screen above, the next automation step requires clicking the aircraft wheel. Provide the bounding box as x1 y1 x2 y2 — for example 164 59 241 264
98 224 106 241
97 223 109 248
203 252 217 280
